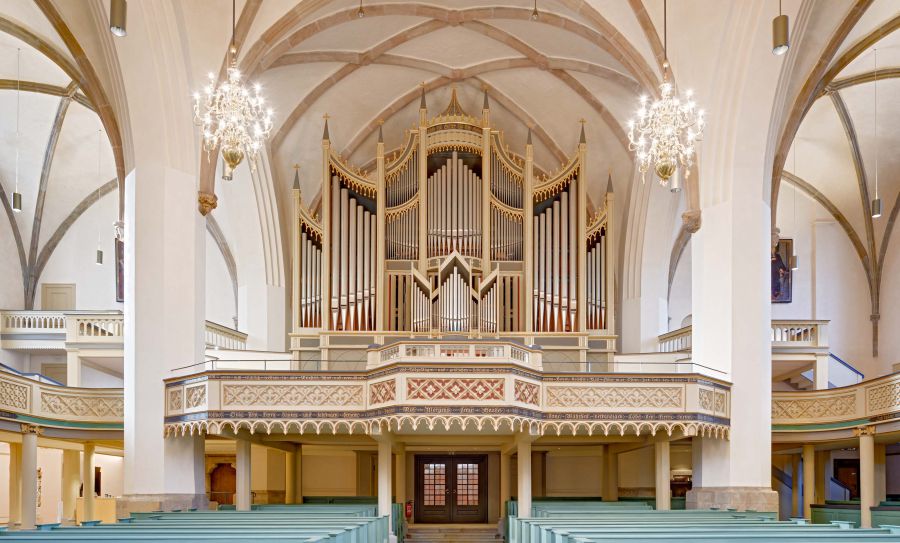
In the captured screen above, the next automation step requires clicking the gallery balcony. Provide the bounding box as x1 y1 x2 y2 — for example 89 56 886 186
164 338 732 440
657 319 863 391
0 309 249 353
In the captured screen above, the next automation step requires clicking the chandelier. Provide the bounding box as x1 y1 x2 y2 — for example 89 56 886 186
193 0 273 181
627 0 705 187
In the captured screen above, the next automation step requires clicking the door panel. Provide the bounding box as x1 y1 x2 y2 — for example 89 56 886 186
415 455 487 524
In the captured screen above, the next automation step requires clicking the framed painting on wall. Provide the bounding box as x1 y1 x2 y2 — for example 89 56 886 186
771 238 792 303
115 239 125 303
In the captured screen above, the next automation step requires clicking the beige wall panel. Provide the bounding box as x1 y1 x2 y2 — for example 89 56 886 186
302 451 357 496
545 451 602 497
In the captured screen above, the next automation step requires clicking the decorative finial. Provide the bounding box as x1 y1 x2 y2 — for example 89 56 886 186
323 113 331 140
378 119 384 143
293 163 301 190
606 170 613 194
526 126 532 146
578 118 586 144
483 85 490 110
419 82 427 109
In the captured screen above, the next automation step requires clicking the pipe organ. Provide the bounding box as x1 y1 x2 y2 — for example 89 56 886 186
291 88 616 354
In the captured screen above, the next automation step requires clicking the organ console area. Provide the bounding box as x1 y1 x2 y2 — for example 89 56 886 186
290 89 616 366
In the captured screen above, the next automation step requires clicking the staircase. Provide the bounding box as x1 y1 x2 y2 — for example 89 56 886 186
406 525 499 543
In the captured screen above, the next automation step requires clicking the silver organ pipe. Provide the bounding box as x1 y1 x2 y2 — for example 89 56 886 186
386 149 417 207
587 227 606 330
329 177 377 331
533 180 579 332
491 152 523 208
480 279 498 334
439 267 471 332
428 152 482 258
490 207 523 261
386 204 418 260
298 229 322 328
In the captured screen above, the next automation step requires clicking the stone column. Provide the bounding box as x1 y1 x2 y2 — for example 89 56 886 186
683 18 781 512
377 438 393 530
285 449 296 504
604 448 618 501
236 440 251 511
66 349 81 387
802 444 815 519
655 441 671 511
117 1 207 514
294 445 303 504
500 452 511 515
20 427 38 530
517 438 532 518
83 442 96 522
875 443 887 504
790 454 800 518
394 444 406 506
62 449 80 521
859 427 875 528
9 442 21 526
813 355 829 390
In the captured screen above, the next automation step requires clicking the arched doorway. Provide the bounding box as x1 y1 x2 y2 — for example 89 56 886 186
210 463 237 505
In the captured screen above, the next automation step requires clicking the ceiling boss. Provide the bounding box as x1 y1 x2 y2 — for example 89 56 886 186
193 0 273 181
627 0 705 190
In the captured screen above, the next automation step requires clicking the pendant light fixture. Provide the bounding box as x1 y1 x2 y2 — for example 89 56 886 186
357 0 365 18
772 0 789 55
11 48 22 213
109 0 127 37
193 0 273 182
872 48 882 219
531 0 539 21
95 130 104 266
627 0 706 186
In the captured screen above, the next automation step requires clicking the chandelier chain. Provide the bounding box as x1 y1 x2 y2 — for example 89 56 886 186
15 48 20 192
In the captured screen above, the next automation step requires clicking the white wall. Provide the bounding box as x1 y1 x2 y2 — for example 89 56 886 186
205 230 236 329
34 189 121 311
668 241 692 331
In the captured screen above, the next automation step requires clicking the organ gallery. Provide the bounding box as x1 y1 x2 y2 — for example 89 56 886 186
291 89 616 366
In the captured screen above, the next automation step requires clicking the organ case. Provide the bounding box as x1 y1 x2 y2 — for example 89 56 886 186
290 89 616 362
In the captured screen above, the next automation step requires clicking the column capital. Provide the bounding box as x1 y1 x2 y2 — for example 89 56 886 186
20 424 41 436
854 425 877 437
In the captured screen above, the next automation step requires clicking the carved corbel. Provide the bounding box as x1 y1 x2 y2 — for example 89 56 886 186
682 209 701 233
198 191 219 215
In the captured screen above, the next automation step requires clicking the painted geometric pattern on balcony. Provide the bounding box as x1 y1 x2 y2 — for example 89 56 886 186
222 384 363 407
699 388 728 415
514 380 539 406
369 380 396 405
407 378 504 401
0 380 29 410
41 393 124 418
867 382 900 412
545 386 682 409
185 385 207 409
771 394 856 419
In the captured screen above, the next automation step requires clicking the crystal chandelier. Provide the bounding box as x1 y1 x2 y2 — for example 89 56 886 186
627 0 705 187
193 0 273 181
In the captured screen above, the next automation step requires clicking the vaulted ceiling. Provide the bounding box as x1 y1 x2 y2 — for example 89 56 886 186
778 0 900 323
0 1 118 308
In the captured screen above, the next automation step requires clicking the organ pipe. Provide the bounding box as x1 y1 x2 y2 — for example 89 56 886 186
326 176 377 331
533 179 581 332
296 98 612 341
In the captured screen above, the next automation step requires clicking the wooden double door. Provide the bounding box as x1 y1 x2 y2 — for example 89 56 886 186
415 455 487 523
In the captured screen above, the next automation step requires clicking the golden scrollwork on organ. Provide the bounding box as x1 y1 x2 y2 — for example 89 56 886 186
290 88 616 367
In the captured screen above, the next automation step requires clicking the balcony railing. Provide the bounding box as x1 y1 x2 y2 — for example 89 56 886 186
0 310 247 351
205 321 248 350
0 368 123 429
372 341 539 369
658 320 829 353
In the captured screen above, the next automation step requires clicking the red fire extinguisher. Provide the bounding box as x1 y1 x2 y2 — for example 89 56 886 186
405 500 413 519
